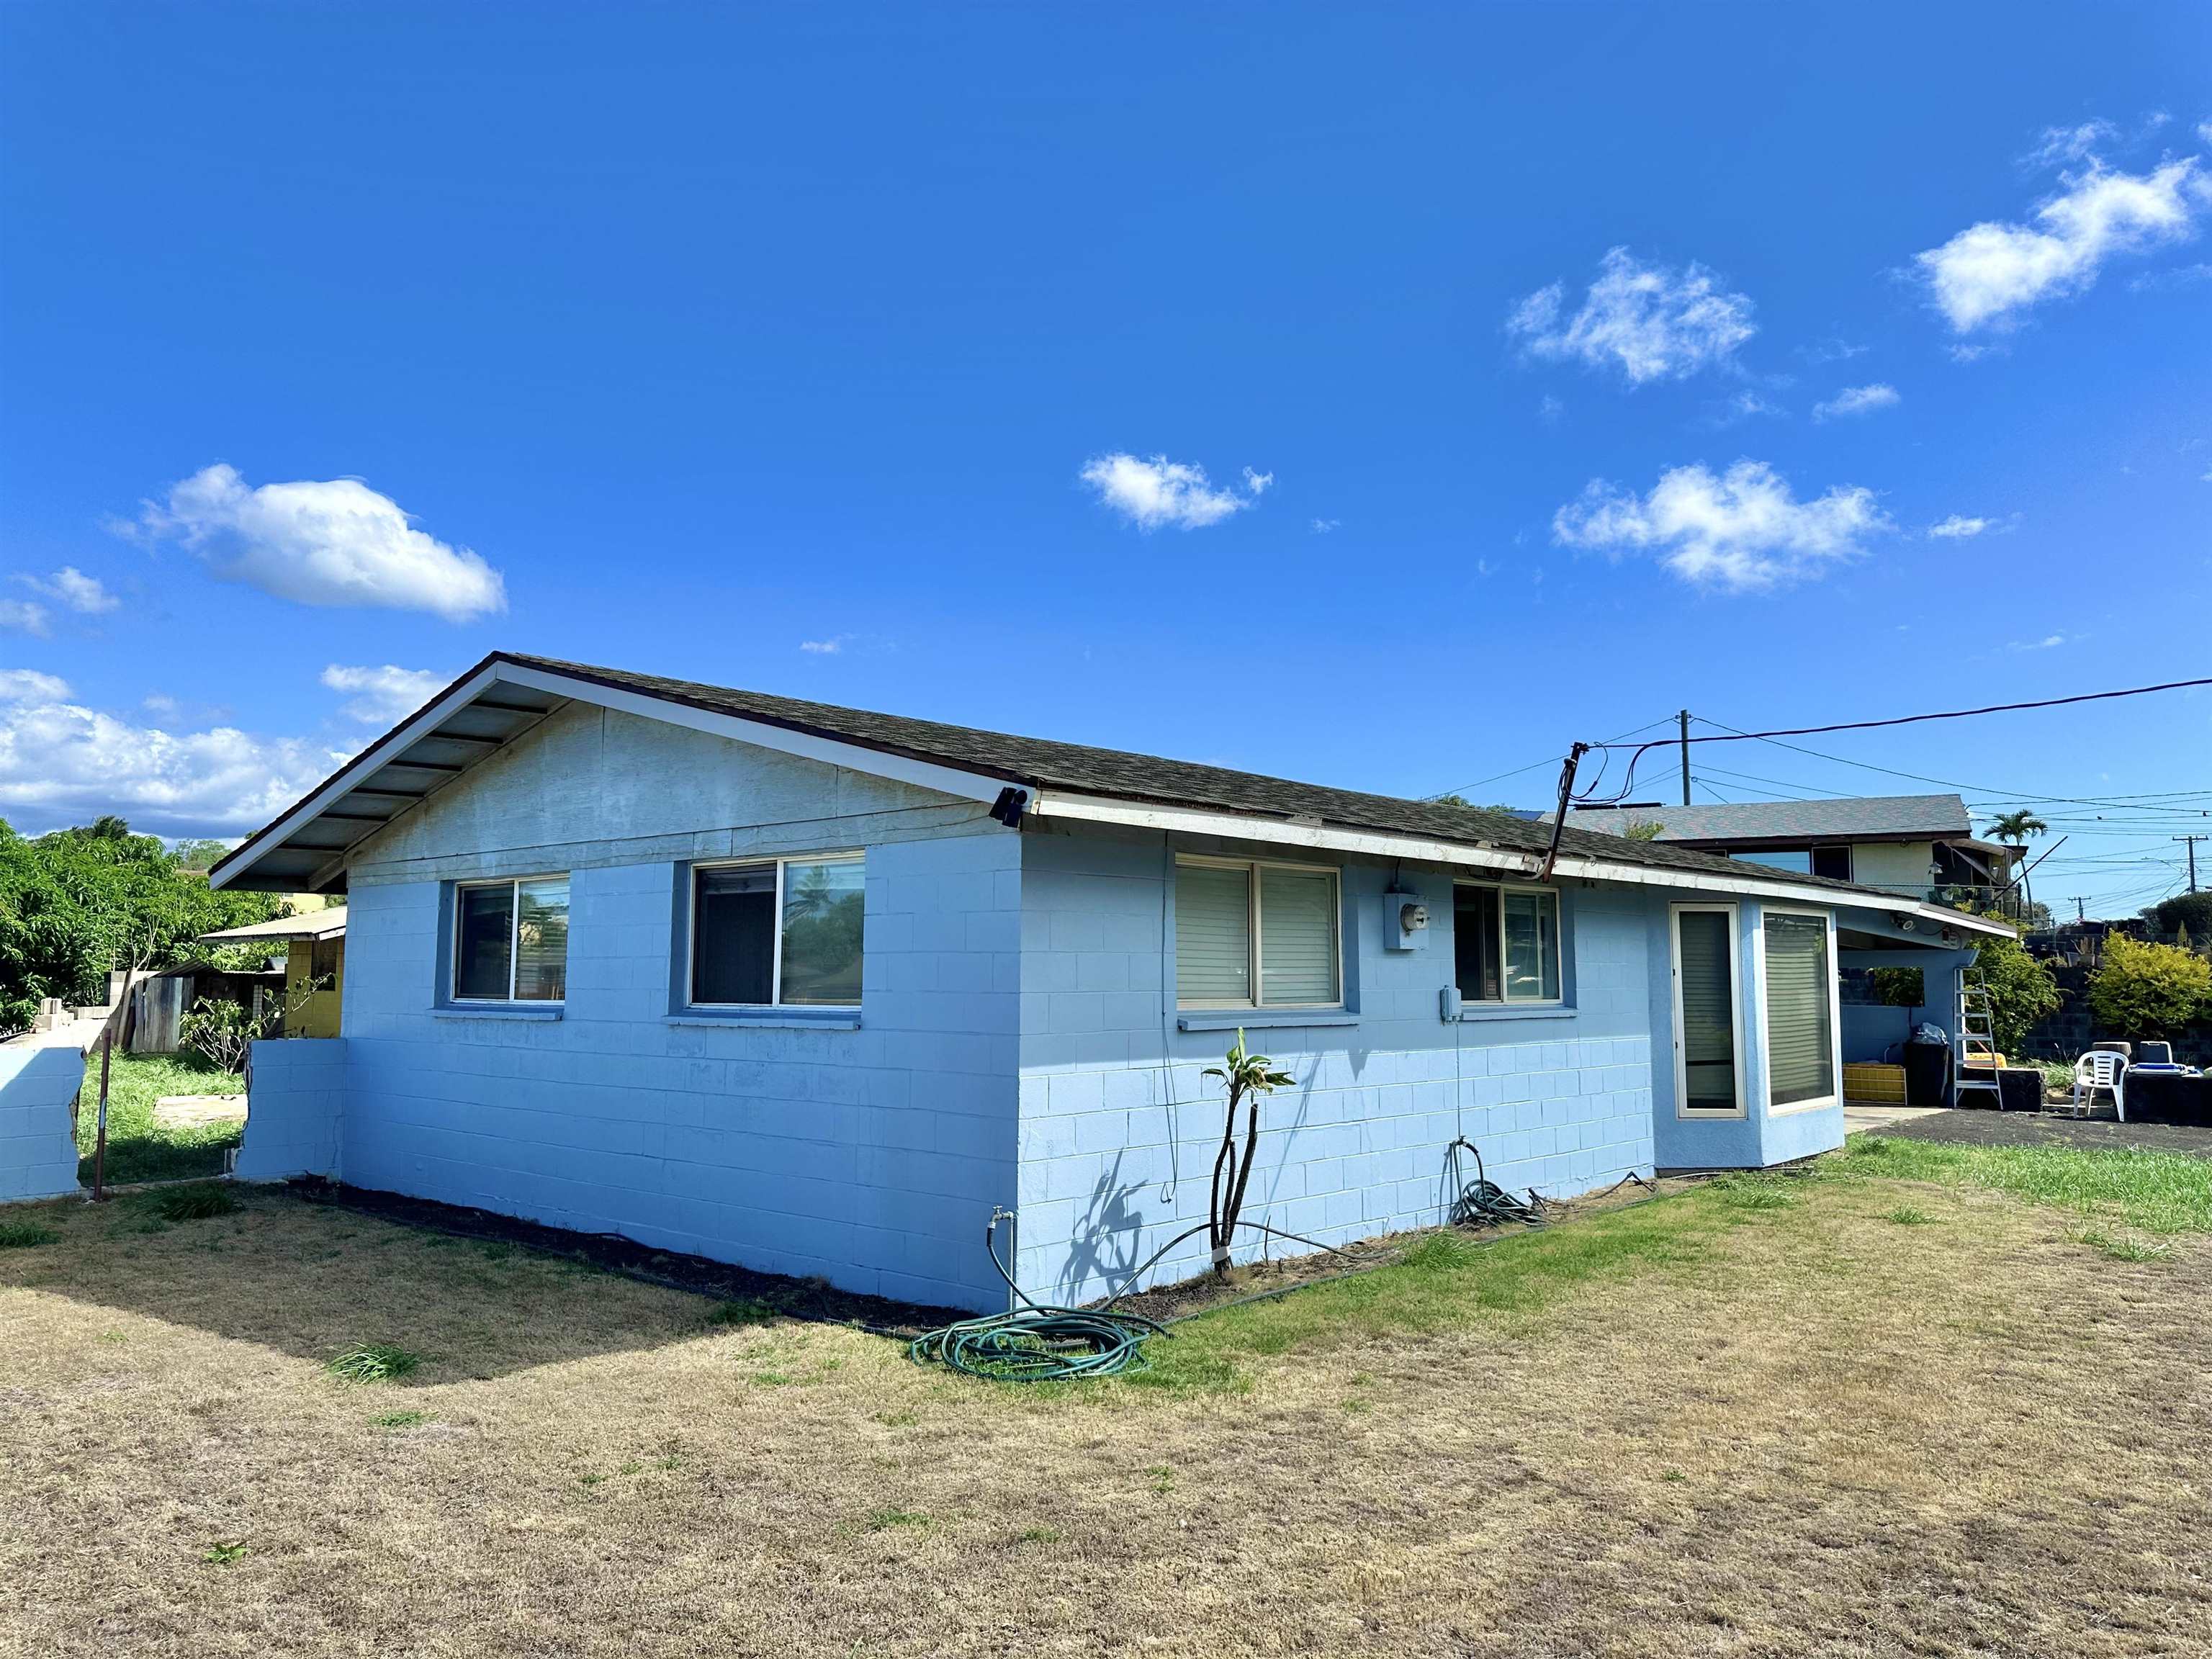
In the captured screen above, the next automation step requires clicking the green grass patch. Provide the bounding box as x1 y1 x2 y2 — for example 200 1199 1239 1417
864 1506 930 1532
326 1343 422 1384
2074 1228 2174 1263
1835 1136 2212 1236
708 1297 777 1328
1015 1525 1061 1545
1882 1205 1936 1227
148 1182 237 1222
76 1051 246 1186
0 1220 59 1249
372 1408 428 1429
202 1540 249 1567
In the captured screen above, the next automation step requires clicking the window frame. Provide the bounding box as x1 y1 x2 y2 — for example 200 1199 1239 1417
1173 854 1344 1012
686 850 866 1012
449 873 570 1005
1669 902 1746 1120
1451 879 1565 1007
1755 904 1843 1117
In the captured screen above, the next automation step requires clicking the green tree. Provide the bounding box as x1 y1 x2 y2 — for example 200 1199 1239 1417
1984 810 2049 918
2087 935 2212 1040
0 817 284 1028
2144 892 2212 947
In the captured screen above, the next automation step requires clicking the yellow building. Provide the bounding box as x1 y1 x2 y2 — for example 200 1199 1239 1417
197 908 347 1037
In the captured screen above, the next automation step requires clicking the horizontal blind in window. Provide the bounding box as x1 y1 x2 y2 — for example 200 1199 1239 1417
1259 867 1338 1007
1176 863 1252 1005
513 877 570 1002
1677 909 1737 1112
1763 913 1834 1106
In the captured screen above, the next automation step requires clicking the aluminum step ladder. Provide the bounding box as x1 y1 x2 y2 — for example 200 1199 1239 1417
1956 968 2004 1109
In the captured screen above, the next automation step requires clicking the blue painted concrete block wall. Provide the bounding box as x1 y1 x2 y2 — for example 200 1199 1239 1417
263 703 1028 1311
0 1043 85 1203
235 1037 347 1182
1009 825 1660 1303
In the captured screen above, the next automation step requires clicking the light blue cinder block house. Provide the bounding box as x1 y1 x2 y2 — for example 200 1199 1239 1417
211 653 2006 1312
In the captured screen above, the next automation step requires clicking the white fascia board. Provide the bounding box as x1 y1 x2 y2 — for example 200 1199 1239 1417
1029 791 2014 938
490 663 1016 804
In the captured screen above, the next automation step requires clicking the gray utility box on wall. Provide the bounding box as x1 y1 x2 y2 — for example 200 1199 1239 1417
1383 890 1430 951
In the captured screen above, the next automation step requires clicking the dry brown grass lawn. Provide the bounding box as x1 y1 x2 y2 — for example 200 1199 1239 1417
4 1163 2209 1658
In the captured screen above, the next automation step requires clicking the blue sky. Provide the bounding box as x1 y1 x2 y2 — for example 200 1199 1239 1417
2 3 2207 917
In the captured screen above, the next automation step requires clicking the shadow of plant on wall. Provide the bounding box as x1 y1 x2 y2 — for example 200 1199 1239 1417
1059 1152 1148 1303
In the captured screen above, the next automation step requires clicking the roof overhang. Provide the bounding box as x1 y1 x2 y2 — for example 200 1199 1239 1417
197 911 349 944
209 655 1020 894
1027 791 2015 940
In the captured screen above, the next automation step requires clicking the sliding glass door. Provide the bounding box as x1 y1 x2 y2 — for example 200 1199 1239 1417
1672 905 1743 1116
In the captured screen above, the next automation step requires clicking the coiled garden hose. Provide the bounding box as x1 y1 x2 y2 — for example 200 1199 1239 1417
907 1208 1375 1381
1445 1136 1551 1229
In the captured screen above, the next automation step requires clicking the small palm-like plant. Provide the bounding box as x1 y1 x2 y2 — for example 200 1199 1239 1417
1202 1033 1297 1280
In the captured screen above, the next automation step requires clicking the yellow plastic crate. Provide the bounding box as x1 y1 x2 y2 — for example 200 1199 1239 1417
1843 1062 1908 1105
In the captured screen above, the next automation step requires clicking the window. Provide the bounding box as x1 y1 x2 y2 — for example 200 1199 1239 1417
691 854 864 1007
1811 845 1853 882
452 876 568 1002
1737 848 1813 874
1453 884 1561 1004
1174 858 1340 1009
1671 905 1742 1115
1762 909 1836 1110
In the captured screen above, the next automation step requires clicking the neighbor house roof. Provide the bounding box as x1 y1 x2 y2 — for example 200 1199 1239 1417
207 652 2010 938
197 908 349 944
1557 793 1976 846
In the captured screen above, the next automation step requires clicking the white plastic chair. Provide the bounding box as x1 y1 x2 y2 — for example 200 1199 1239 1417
2070 1052 2126 1121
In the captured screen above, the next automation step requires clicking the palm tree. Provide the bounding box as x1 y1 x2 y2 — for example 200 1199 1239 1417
1985 810 2048 919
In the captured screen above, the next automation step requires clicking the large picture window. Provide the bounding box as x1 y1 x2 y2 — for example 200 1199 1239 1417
1762 909 1837 1110
691 854 865 1008
452 876 569 1002
1174 857 1341 1010
1453 884 1561 1004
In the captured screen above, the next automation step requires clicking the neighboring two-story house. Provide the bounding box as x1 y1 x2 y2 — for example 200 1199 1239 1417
1560 795 2016 911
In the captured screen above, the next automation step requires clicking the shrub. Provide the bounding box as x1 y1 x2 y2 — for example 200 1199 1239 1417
1971 927 2062 1056
2088 935 2212 1040
0 1220 58 1249
2144 892 2212 945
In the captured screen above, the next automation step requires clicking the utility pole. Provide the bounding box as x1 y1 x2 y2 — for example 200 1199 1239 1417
2067 896 2086 925
2176 835 2206 893
1678 710 1691 806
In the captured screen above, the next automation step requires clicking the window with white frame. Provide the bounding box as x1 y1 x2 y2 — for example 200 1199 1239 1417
690 853 865 1008
1174 857 1341 1009
452 876 570 1002
1762 909 1837 1108
1452 883 1562 1004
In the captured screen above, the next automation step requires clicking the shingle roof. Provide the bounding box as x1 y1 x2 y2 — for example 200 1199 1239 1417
1557 793 1973 845
499 654 1898 904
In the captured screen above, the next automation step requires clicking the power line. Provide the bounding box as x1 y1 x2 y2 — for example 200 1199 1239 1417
1595 674 2212 753
1426 714 1676 803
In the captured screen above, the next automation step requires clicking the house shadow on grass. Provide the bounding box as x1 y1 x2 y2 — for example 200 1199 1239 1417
0 1179 968 1383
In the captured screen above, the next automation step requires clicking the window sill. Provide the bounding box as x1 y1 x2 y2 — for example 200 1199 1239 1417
1449 1004 1578 1023
1177 1008 1357 1033
433 1004 563 1022
666 1010 863 1031
1768 1096 1839 1118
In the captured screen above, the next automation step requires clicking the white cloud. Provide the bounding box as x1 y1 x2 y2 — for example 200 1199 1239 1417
15 566 118 613
320 663 448 724
1079 453 1271 531
799 637 846 655
0 669 71 702
1552 459 1888 591
1916 159 2211 331
0 684 346 837
0 598 49 636
2008 633 2068 651
1506 248 1756 384
2023 120 2118 168
1928 514 1993 538
127 463 506 621
1812 383 1901 421
1798 337 1869 366
1707 390 1784 427
2199 120 2212 147
1309 518 1339 534
1537 394 1565 424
